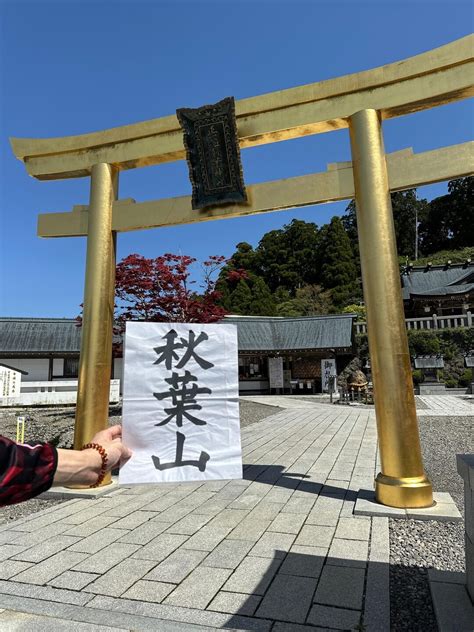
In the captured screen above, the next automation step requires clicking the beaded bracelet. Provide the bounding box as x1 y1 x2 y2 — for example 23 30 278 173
82 442 108 488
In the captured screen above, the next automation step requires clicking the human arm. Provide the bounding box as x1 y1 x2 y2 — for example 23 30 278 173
0 436 57 506
0 425 132 506
53 424 132 487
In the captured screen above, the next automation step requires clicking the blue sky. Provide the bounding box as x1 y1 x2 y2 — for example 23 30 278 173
0 0 472 317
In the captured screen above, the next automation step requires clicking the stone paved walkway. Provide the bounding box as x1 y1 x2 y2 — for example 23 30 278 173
0 403 390 631
415 394 474 416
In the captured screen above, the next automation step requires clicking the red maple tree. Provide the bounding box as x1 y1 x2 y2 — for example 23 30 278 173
114 253 227 327
77 253 228 353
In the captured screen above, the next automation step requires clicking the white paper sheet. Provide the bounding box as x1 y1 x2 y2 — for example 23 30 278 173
119 322 242 484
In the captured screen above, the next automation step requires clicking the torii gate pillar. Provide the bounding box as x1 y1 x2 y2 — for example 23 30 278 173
73 163 118 488
349 109 433 508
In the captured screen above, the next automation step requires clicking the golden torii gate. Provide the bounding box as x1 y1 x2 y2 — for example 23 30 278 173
11 35 474 507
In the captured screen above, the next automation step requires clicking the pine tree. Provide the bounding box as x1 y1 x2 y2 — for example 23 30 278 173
230 279 252 314
320 217 359 309
249 277 276 316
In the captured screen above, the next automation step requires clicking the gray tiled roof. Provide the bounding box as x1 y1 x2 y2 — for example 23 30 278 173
0 318 81 354
402 265 474 300
222 315 355 351
0 314 355 356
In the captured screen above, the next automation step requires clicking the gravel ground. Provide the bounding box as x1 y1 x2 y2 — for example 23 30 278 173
389 414 473 632
0 400 281 525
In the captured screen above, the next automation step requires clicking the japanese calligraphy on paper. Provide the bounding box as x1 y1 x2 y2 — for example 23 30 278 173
119 322 242 484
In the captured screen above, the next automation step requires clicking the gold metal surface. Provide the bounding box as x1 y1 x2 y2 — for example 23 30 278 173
10 35 473 179
71 164 118 487
37 142 474 238
349 109 433 508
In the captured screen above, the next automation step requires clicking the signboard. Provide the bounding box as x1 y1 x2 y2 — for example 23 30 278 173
176 97 247 210
321 358 338 393
0 366 21 398
268 356 284 388
120 322 242 485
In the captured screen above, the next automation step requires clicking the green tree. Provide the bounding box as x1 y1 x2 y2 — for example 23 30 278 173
419 177 474 254
342 189 429 260
249 277 276 316
320 216 359 308
256 219 320 294
276 284 333 317
229 279 252 314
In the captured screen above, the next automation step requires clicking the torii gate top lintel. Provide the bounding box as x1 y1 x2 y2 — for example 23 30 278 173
10 34 474 181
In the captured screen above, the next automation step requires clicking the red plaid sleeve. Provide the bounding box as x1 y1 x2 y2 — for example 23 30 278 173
0 435 58 507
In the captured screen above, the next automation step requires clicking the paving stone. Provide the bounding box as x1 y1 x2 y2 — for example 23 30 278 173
164 566 232 609
227 518 271 541
305 510 340 527
118 520 169 545
181 526 232 552
166 514 212 535
272 622 330 632
0 611 123 632
48 571 98 590
144 548 207 583
223 556 281 595
428 569 466 584
249 503 285 519
314 565 365 610
250 532 296 559
207 509 249 529
192 500 229 515
68 528 129 554
279 548 325 578
84 558 157 596
267 513 306 535
0 531 23 544
307 604 361 629
0 545 27 561
145 495 186 513
335 517 371 541
201 539 253 569
354 494 407 519
11 551 88 585
133 533 189 562
0 560 32 579
61 506 110 526
294 525 335 548
0 578 93 606
208 590 261 615
105 511 157 531
280 497 316 514
429 580 474 631
256 573 316 623
150 505 193 524
13 535 80 563
406 497 462 522
364 560 390 632
121 580 175 602
73 543 140 574
8 521 70 547
368 517 388 563
64 515 118 537
104 493 159 516
88 593 271 631
327 538 369 568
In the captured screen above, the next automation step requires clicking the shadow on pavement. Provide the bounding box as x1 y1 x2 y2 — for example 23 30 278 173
221 549 466 631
